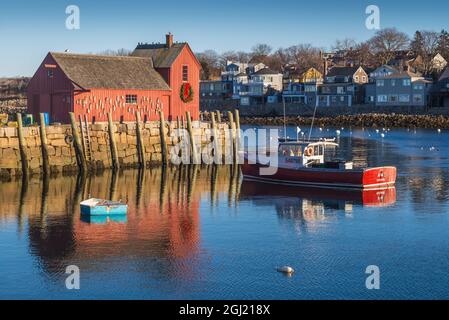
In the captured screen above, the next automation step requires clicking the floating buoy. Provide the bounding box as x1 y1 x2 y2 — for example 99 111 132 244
336 130 341 135
381 133 385 138
438 129 442 133
277 266 295 274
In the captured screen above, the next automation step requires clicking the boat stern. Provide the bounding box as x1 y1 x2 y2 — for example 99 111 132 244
362 167 397 189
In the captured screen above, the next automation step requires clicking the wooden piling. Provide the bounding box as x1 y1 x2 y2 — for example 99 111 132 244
159 111 168 165
216 110 221 123
107 113 120 170
39 113 50 175
16 113 29 176
227 111 237 164
234 109 241 162
135 112 146 168
186 111 199 164
69 112 87 172
211 111 221 164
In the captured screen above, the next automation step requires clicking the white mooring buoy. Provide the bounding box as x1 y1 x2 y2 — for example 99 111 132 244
277 266 295 274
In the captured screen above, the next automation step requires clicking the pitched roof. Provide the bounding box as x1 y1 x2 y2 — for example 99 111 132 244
382 70 421 79
50 52 170 91
252 67 279 75
132 43 187 68
326 66 361 77
439 67 449 81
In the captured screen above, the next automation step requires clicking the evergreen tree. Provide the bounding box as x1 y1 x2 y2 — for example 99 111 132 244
437 29 449 61
410 31 424 55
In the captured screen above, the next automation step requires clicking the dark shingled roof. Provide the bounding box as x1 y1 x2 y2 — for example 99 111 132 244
132 43 187 68
439 67 449 81
326 66 361 77
252 67 279 75
382 70 421 79
50 52 170 91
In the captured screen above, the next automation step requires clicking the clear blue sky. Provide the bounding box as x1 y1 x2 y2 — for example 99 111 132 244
0 0 448 77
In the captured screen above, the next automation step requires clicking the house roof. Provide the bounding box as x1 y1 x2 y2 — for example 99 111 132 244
382 70 421 79
439 67 449 81
132 43 187 68
235 72 247 77
50 52 170 91
326 66 361 77
252 67 279 75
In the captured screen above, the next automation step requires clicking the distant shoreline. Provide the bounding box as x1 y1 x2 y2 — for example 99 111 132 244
237 114 449 129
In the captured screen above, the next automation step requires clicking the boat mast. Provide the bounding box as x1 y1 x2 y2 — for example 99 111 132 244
282 95 287 139
308 103 318 142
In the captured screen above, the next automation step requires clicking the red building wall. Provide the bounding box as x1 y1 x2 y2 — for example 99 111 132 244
27 54 74 124
73 89 171 123
167 46 201 121
27 46 201 123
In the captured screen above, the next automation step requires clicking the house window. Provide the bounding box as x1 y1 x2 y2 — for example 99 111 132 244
413 94 423 103
331 96 337 103
389 95 398 103
340 96 345 102
377 95 388 102
399 94 410 102
362 76 367 82
355 76 359 82
126 95 137 104
391 80 396 87
182 65 188 82
337 86 345 94
47 70 54 78
403 79 411 86
377 80 384 87
413 84 423 90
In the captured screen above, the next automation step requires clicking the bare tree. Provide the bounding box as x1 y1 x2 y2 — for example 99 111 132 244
220 50 239 68
419 31 441 75
368 28 410 65
251 44 273 57
236 51 251 63
332 38 357 52
287 44 323 73
197 50 221 80
97 48 132 56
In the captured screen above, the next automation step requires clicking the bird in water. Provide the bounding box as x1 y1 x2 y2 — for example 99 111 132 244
277 266 295 275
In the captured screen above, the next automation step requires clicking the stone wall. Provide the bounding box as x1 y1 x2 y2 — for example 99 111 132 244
203 102 429 117
0 121 230 178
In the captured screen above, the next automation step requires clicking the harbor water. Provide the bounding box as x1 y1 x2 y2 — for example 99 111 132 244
1 127 449 299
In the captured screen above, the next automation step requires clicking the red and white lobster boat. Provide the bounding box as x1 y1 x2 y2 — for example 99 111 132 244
242 140 396 190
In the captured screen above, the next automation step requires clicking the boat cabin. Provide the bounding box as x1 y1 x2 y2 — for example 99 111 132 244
278 140 353 169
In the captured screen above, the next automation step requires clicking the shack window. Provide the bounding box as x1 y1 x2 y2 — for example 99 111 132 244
126 95 137 104
182 65 188 82
47 70 54 78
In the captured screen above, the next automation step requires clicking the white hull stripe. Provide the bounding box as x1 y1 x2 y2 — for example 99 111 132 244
243 175 395 190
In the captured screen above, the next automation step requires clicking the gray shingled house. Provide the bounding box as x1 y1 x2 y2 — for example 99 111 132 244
317 66 368 107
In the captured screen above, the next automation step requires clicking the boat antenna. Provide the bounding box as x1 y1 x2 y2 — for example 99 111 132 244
282 95 287 139
308 103 318 142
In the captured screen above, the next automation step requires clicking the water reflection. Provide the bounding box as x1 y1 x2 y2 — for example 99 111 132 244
3 167 221 277
2 129 449 298
240 180 396 221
